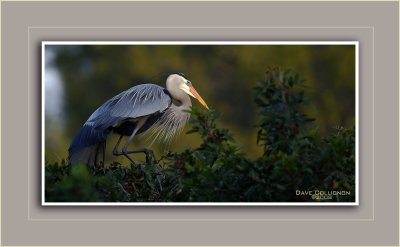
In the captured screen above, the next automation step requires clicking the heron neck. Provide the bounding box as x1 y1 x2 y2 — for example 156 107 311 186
172 94 192 112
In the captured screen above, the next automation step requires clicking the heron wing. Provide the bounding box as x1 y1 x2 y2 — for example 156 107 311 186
86 84 171 129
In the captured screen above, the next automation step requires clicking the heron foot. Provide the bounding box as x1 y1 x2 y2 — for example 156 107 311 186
113 148 156 164
112 149 136 165
143 149 156 163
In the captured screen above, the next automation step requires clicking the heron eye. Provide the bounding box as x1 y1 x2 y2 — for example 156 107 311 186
186 81 192 86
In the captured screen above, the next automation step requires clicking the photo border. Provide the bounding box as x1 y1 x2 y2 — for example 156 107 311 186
41 40 360 206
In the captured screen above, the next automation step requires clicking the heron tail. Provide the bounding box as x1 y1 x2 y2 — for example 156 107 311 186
68 124 108 168
68 141 106 168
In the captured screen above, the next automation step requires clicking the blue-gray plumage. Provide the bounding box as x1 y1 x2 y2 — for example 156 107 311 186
68 74 209 167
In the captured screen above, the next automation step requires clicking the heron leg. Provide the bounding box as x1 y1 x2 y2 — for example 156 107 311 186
120 133 155 163
122 148 155 163
112 135 124 155
112 116 155 164
112 135 137 164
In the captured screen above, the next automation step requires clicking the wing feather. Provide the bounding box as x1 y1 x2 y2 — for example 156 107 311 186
86 84 171 130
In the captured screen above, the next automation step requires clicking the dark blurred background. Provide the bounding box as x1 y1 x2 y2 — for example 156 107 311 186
44 44 355 164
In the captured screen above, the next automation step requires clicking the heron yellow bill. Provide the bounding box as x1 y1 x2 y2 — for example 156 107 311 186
189 86 209 110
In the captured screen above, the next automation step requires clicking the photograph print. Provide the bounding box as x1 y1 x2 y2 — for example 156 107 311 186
43 41 358 205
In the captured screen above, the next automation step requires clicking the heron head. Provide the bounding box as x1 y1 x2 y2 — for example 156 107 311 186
167 74 209 109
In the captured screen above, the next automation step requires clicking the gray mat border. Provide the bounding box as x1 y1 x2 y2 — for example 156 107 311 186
2 2 398 246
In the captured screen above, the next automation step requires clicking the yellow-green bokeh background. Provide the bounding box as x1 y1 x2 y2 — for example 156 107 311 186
45 44 355 164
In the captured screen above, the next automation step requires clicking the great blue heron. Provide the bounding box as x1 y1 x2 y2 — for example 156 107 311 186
68 73 209 167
